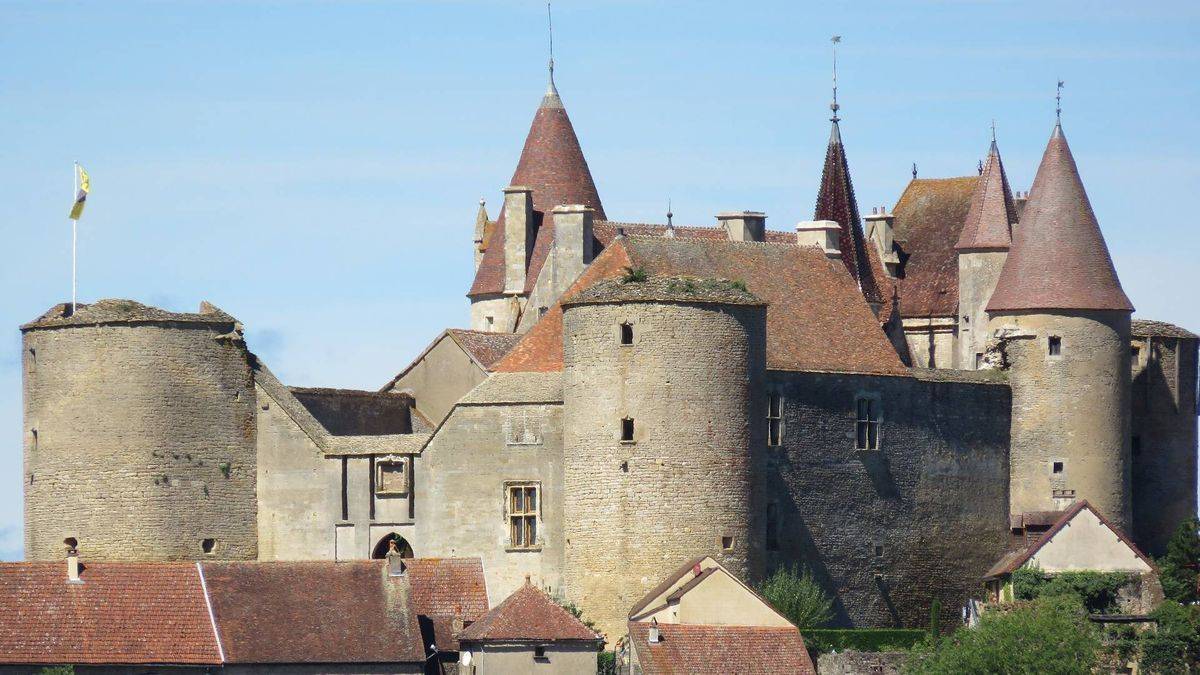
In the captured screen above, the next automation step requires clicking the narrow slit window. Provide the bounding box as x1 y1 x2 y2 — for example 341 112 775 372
620 322 634 345
1048 336 1062 356
767 393 783 447
621 417 635 442
507 483 539 549
340 457 349 520
855 397 882 450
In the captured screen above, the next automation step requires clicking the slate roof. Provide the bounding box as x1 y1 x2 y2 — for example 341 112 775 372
468 81 605 298
289 387 414 436
448 329 524 370
406 558 490 652
495 236 908 377
22 299 236 330
988 124 1133 313
892 176 978 318
0 562 221 666
1132 319 1198 340
955 140 1016 251
458 580 601 644
628 622 815 675
563 276 764 307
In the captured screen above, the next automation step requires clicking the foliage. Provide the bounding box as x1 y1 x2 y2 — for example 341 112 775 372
37 668 74 675
553 595 600 634
1138 601 1200 674
928 598 942 639
620 265 648 283
1011 567 1131 614
757 565 834 629
804 629 928 654
904 595 1100 675
597 650 617 675
1158 517 1199 605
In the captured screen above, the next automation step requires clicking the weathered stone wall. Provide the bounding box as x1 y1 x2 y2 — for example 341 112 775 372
562 300 765 643
1131 334 1198 556
290 389 412 436
469 295 520 334
901 317 956 370
761 369 1011 627
383 333 487 424
956 250 1007 369
23 322 258 561
816 650 909 675
989 310 1132 530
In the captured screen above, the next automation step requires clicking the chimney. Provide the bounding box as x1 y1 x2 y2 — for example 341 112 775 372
648 618 661 644
503 186 535 294
66 540 82 584
717 211 766 242
550 204 595 301
385 540 406 577
795 221 842 259
864 207 900 276
1013 190 1029 223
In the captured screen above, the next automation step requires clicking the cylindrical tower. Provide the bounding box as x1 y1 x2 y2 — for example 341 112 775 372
22 300 258 561
561 276 766 642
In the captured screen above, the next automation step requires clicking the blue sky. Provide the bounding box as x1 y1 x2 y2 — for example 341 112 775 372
1 1 1197 560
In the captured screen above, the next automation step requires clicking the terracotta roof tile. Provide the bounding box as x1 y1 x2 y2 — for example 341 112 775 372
458 580 601 643
987 124 1133 313
628 622 815 675
563 275 764 307
0 562 221 666
447 329 524 370
892 176 978 317
406 558 490 652
955 141 1016 251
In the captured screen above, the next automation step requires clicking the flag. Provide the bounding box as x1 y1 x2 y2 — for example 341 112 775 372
69 164 90 220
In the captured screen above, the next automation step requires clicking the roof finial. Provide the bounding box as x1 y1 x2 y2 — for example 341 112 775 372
991 118 996 143
978 159 984 175
547 2 555 88
830 35 842 122
912 162 918 179
667 198 673 227
1056 79 1064 123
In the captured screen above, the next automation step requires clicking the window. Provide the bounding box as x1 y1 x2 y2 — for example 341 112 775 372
507 483 539 549
855 397 881 450
538 306 548 318
376 459 409 496
202 538 216 555
485 315 494 330
766 503 779 551
621 417 635 443
767 393 783 447
1048 336 1062 356
975 353 984 369
721 535 735 551
874 544 884 558
620 322 634 345
534 646 548 660
340 457 349 520
504 410 543 446
1052 461 1064 474
368 456 376 520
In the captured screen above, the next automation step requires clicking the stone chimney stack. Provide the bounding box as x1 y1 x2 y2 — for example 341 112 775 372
864 206 900 276
66 542 82 584
795 221 843 259
718 211 766 242
503 186 535 295
550 204 595 301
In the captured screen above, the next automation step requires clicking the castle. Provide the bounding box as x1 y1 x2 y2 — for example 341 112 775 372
19 64 1198 644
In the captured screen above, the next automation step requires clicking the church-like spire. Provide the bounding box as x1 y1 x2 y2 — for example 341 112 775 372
955 134 1017 251
987 122 1133 312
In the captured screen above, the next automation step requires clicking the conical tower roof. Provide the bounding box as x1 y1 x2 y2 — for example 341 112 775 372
813 119 884 305
987 124 1132 312
955 140 1016 251
468 79 605 297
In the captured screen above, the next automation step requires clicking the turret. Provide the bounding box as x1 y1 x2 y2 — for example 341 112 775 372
560 276 765 642
986 123 1134 530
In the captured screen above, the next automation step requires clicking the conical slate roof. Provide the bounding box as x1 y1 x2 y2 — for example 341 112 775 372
813 120 884 305
468 79 605 298
987 124 1133 312
955 140 1016 251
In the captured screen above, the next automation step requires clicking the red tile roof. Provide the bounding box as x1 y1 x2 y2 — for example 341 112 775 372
628 622 815 675
468 84 605 298
495 236 908 376
458 580 601 643
987 124 1133 313
448 329 523 371
406 558 491 652
201 561 425 664
892 176 978 318
0 562 221 666
955 141 1016 251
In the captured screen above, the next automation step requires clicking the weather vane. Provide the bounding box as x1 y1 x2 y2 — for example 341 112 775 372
830 35 842 121
547 2 555 85
1056 79 1064 121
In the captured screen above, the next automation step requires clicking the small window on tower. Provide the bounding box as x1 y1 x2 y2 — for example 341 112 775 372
1052 461 1064 474
721 536 734 551
767 393 783 447
485 316 495 330
621 417 635 443
620 322 634 345
202 538 216 555
1048 336 1062 357
855 397 882 451
538 306 548 318
874 544 884 558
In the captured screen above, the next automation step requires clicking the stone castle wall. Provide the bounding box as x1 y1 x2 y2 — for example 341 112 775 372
562 299 765 642
23 321 258 561
957 250 1008 369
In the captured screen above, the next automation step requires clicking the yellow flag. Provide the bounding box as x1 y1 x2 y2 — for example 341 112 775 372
69 164 89 220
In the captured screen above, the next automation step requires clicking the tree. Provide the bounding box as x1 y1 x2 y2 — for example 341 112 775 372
1159 517 1200 605
1138 601 1200 674
37 667 74 675
757 565 833 629
905 596 1100 675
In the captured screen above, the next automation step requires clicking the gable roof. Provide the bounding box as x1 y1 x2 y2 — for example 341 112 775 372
495 236 908 377
406 558 491 652
0 562 221 666
892 176 978 318
468 81 605 298
955 140 1016 251
458 580 601 644
628 623 815 675
987 124 1133 313
984 501 1156 579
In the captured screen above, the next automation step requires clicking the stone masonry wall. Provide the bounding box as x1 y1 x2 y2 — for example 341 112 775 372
562 300 765 643
23 322 257 561
761 370 1011 627
957 250 1007 369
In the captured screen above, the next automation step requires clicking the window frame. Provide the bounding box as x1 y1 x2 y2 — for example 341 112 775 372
505 481 541 551
619 322 634 346
620 417 636 444
375 457 410 497
1048 335 1062 357
855 395 882 451
767 392 784 447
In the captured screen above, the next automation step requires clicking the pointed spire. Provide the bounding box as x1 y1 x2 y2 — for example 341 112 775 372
987 123 1132 312
956 136 1016 251
664 198 676 237
542 1 562 109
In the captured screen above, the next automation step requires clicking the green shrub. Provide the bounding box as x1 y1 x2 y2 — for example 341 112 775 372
804 628 928 654
1011 567 1131 614
757 565 833 629
1158 517 1199 605
620 265 648 283
37 667 75 675
1138 601 1200 674
597 650 617 675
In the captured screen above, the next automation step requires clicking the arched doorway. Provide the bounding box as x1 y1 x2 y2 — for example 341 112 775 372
371 533 414 559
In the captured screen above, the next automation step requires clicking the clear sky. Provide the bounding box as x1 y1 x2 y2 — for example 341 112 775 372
1 1 1197 560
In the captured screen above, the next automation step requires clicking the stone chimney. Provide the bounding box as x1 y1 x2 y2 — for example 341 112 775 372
385 540 406 577
717 211 766 242
795 220 842 259
649 617 661 643
864 206 900 276
66 540 82 584
503 186 535 295
550 204 595 301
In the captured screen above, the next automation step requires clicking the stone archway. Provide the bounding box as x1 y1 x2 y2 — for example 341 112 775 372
371 533 414 559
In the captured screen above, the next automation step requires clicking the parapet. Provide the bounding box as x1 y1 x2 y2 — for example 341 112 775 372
21 299 237 331
1131 319 1198 340
561 275 764 308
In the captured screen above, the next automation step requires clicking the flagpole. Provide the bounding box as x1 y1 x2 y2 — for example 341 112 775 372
72 161 78 313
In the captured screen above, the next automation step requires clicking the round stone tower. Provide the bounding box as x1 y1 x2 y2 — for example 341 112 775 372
986 123 1134 531
22 299 258 561
561 276 766 642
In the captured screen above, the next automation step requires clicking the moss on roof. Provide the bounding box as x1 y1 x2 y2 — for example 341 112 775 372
561 275 763 307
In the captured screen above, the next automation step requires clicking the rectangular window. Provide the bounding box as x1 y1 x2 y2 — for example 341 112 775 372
376 459 409 496
1052 461 1064 475
368 456 376 521
855 397 881 450
340 457 349 521
507 483 540 549
621 417 635 443
766 502 779 551
504 410 543 446
620 322 634 345
767 393 783 447
975 353 984 369
534 646 548 660
1048 336 1062 356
